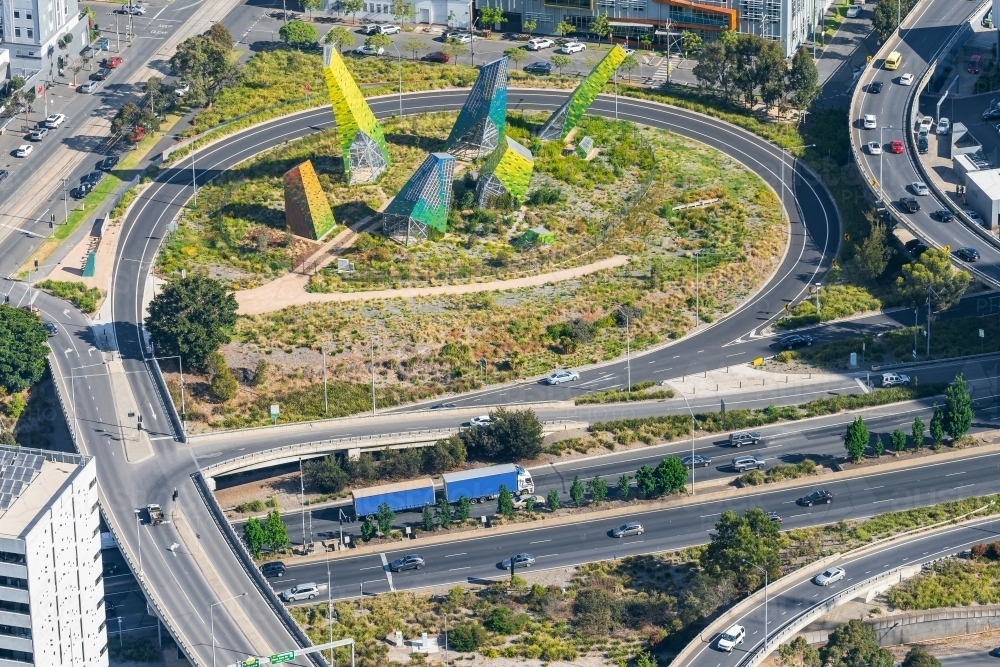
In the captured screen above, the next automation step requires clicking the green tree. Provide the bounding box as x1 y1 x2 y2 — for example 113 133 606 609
5 394 26 420
523 19 537 37
206 23 233 48
243 517 266 558
587 475 608 503
422 434 467 474
634 651 658 667
788 45 819 108
263 510 289 551
435 494 453 526
145 275 239 370
497 485 514 517
855 219 892 281
872 0 917 43
478 6 505 29
302 454 348 493
701 508 781 593
891 429 907 452
375 502 395 535
503 47 528 66
591 14 611 46
391 0 416 25
524 496 536 512
844 416 869 462
360 516 376 541
901 646 941 667
449 623 487 652
620 54 639 82
930 405 945 443
341 0 364 24
546 489 560 511
364 33 392 54
442 38 468 63
617 473 630 500
301 0 323 18
820 618 893 667
873 434 884 458
639 33 653 52
422 504 435 531
655 457 688 495
464 407 543 460
0 305 49 393
208 353 238 402
455 496 472 522
325 26 355 52
554 21 575 38
550 53 572 75
635 464 657 498
693 40 736 101
681 30 703 57
401 35 426 59
912 415 925 449
169 31 244 106
944 374 974 440
569 475 584 506
895 247 971 311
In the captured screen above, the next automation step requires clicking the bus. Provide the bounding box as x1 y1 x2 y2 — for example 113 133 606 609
884 51 902 70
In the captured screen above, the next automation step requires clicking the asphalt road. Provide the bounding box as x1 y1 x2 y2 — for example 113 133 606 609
940 651 1000 666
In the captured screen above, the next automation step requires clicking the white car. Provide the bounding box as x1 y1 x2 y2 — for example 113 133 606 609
622 47 636 56
15 145 32 157
448 33 473 44
814 566 846 586
863 114 877 129
29 128 48 141
918 116 934 134
377 24 400 34
43 113 66 129
560 41 586 54
965 209 985 225
511 494 546 510
527 38 555 51
174 81 190 96
355 44 385 56
280 582 318 602
846 4 861 16
545 369 580 385
936 117 950 135
911 181 929 195
717 624 745 652
469 415 491 427
80 80 100 93
900 73 914 85
878 372 910 387
867 141 882 155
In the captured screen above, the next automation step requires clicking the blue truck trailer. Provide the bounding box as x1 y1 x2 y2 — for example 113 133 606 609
352 478 436 517
442 464 535 503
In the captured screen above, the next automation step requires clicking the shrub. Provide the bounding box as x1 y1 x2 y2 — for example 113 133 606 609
739 469 765 486
485 606 528 634
527 185 565 205
449 622 487 651
36 280 102 313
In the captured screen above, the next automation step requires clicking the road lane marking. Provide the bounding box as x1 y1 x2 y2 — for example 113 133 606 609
700 513 720 518
379 553 395 592
444 553 466 558
358 565 382 571
945 472 965 476
448 566 471 571
953 484 974 490
863 486 883 490
871 499 892 504
529 539 551 544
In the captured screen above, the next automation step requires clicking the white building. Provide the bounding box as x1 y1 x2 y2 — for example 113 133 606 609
965 168 1000 230
0 0 90 83
0 446 107 666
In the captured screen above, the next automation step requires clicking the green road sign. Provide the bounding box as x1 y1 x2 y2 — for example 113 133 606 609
271 652 295 664
238 659 260 667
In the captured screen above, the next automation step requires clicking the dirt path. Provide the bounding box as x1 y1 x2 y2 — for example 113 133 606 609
235 254 631 315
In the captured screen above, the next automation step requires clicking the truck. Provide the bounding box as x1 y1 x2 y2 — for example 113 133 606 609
146 503 164 525
352 478 435 518
442 464 535 504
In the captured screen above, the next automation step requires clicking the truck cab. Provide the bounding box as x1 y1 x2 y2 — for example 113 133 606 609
146 503 164 525
515 466 534 495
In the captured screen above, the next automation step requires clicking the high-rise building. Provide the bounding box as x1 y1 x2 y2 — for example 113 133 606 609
1 0 90 82
0 446 107 666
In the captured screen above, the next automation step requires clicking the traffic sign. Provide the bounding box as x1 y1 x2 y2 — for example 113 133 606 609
238 659 260 667
271 652 295 664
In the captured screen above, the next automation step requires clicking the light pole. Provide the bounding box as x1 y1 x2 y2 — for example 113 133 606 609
390 40 402 117
133 508 142 577
781 144 815 216
191 154 198 205
680 392 696 494
212 592 247 667
615 304 632 390
370 335 376 416
744 560 769 654
323 345 329 415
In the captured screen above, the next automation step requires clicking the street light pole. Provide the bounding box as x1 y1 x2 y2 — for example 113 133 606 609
616 305 632 390
745 561 769 653
211 592 247 667
134 509 142 576
680 392 696 494
391 41 402 117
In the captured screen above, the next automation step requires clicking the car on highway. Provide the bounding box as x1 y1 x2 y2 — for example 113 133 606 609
900 195 920 213
955 247 981 262
934 209 953 222
814 566 846 586
797 489 834 506
732 455 765 472
936 117 950 135
911 181 929 195
261 561 286 577
560 41 586 54
545 369 580 385
44 114 66 128
527 38 554 50
421 51 450 63
717 624 745 652
83 170 105 186
965 209 985 225
355 44 385 56
523 61 552 74
29 128 48 141
80 80 100 93
15 145 32 157
98 155 120 171
899 72 914 85
779 333 813 349
863 113 877 129
71 183 94 199
511 494 546 510
867 80 883 94
501 553 535 569
469 415 491 427
767 511 783 524
890 139 904 153
612 522 644 538
388 554 425 571
877 372 910 387
846 4 861 17
0 170 8 184
729 431 763 447
280 582 319 602
92 68 111 81
866 141 882 155
429 402 457 410
681 455 712 468
44 322 58 336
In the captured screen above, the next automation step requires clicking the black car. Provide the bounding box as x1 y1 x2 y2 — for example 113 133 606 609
82 170 104 186
421 51 450 63
797 489 834 506
868 80 883 93
681 455 712 468
984 108 1000 120
917 136 928 154
0 170 8 184
98 155 120 171
71 183 93 199
904 239 929 257
261 561 286 577
389 554 425 572
955 247 981 262
92 68 111 81
900 195 920 213
430 402 457 410
729 431 763 447
779 334 813 350
44 322 58 336
523 61 552 75
104 600 118 618
934 209 953 222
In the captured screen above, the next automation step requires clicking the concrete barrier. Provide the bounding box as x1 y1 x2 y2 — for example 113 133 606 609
798 604 1000 647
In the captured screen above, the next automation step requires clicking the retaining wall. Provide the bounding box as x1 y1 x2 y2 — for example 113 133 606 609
797 604 1000 647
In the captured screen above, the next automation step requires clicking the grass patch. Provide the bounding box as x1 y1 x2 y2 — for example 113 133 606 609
882 315 1000 361
35 280 102 314
576 380 675 405
794 334 886 370
739 459 818 486
888 554 1000 609
777 284 883 328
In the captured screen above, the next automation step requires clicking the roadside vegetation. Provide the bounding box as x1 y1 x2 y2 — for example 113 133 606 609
35 280 102 314
888 543 1000 609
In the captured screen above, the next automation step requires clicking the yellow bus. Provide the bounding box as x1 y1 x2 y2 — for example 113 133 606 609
884 51 902 70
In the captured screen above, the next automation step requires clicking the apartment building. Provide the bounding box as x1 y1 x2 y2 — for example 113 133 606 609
0 0 90 82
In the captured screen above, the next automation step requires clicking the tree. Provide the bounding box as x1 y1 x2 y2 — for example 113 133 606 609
422 434 467 474
655 457 688 495
620 54 639 82
873 434 884 458
912 415 925 449
844 416 869 462
264 510 289 551
341 0 364 24
143 76 168 116
944 373 973 440
206 23 233 48
360 516 376 541
895 247 971 311
701 508 781 594
568 475 584 506
375 502 395 535
325 26 355 53
243 517 266 558
390 0 415 25
497 485 514 517
891 429 907 452
681 30 703 57
503 47 528 66
441 39 468 64
402 36 426 59
524 495 536 513
901 646 941 667
930 405 945 443
554 21 575 39
435 494 453 525
634 651 658 667
546 489 560 511
280 20 318 47
0 305 49 393
639 33 653 53
422 504 435 531
820 618 893 667
692 40 736 102
550 54 572 75
617 473 630 500
449 623 487 652
455 496 472 522
523 19 537 37
145 275 238 370
208 353 238 402
587 475 608 503
303 455 348 493
788 45 819 108
169 31 244 106
464 407 543 460
591 14 611 46
635 464 657 498
301 0 323 19
855 219 892 281
478 6 505 29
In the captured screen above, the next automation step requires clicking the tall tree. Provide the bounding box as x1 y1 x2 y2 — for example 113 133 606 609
681 31 702 57
635 464 657 498
375 502 395 535
756 38 787 110
280 20 318 47
0 305 48 393
435 494 453 525
587 475 608 503
788 45 819 108
264 510 289 551
591 14 611 46
463 407 543 460
546 489 560 511
206 23 233 48
503 47 528 67
497 485 514 516
655 457 688 495
911 415 925 449
325 27 355 53
169 31 244 106
243 517 266 558
341 0 364 24
301 0 323 19
145 275 239 370
522 19 537 37
944 373 974 440
554 21 575 39
402 35 427 60
550 54 572 75
620 54 640 82
930 405 945 443
617 473 630 500
701 508 781 593
820 619 893 667
895 247 971 311
478 6 505 29
844 416 869 462
890 429 907 452
855 219 892 280
569 475 584 506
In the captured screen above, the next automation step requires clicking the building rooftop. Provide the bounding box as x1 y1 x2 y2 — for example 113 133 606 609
0 446 90 538
967 168 1000 196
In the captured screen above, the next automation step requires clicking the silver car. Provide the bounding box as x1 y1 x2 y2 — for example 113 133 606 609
814 566 845 586
612 522 644 538
545 369 580 385
281 582 319 602
501 553 535 569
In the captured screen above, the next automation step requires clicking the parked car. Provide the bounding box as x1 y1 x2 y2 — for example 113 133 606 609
98 155 120 171
918 116 934 134
732 455 765 472
82 170 104 186
104 56 123 69
767 511 783 524
877 372 910 387
729 431 763 447
846 4 861 17
44 322 58 336
814 566 846 586
174 81 191 96
523 61 552 74
955 247 981 262
612 522 644 538
448 33 473 44
545 369 579 385
900 72 914 85
904 239 929 256
362 24 381 34
916 135 928 154
911 181 929 195
965 209 985 225
985 107 1000 120
511 494 546 510
936 117 950 135
866 141 882 155
388 554 425 572
797 489 834 506
92 68 111 81
527 38 554 50
501 553 535 569
560 41 586 54
261 561 286 577
863 113 877 129
0 170 8 184
469 415 491 427
890 139 904 153
280 582 319 602
717 624 745 652
355 44 385 56
377 24 400 34
900 195 920 213
15 145 32 157
868 80 883 93
934 209 953 222
421 51 450 63
780 334 813 349
71 183 93 199
681 455 712 468
43 113 66 128
80 80 100 93
29 128 48 141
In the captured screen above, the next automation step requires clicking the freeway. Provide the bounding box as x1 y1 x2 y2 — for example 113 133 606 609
853 0 1000 286
941 651 1000 665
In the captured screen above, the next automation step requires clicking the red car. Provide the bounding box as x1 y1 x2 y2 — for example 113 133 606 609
421 51 450 63
890 139 904 153
104 56 123 69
